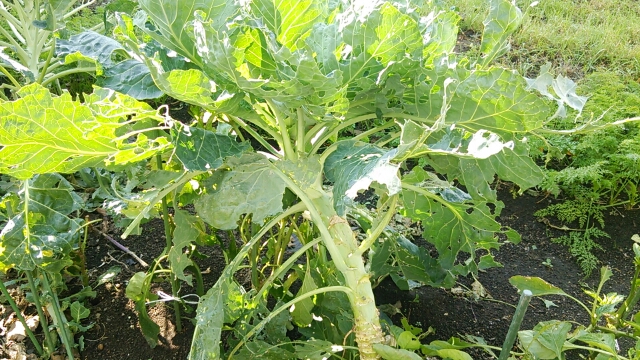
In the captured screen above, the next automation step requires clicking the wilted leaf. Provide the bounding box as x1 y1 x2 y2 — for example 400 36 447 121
96 266 121 287
169 210 207 285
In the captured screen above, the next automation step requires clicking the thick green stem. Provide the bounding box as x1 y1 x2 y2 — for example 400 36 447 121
0 278 43 356
296 107 305 154
617 263 640 320
311 194 383 360
26 271 56 355
278 173 384 359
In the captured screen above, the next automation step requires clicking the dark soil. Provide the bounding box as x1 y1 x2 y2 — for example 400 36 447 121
76 216 228 360
375 187 640 358
4 188 637 360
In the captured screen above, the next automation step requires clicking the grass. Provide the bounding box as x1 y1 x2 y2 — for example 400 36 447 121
446 0 640 79
446 0 640 275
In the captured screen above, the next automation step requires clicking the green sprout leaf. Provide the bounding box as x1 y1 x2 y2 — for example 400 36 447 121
70 301 90 322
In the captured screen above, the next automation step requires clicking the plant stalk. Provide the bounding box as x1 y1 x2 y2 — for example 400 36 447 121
305 188 384 359
499 290 532 360
41 274 75 360
25 271 56 355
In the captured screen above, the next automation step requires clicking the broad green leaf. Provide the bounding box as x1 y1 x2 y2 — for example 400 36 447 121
264 301 291 344
57 31 125 70
250 0 322 50
340 2 422 87
421 10 460 64
435 349 473 360
509 276 567 297
400 167 502 273
324 141 401 215
291 266 318 327
169 210 207 286
70 301 90 322
427 140 544 201
396 120 520 162
397 331 421 350
195 154 285 229
99 60 163 100
370 232 453 289
0 174 83 271
479 0 522 67
236 340 296 359
373 344 422 360
0 83 170 180
572 330 617 354
189 279 227 360
518 321 571 359
446 68 548 134
56 31 163 99
172 124 250 171
139 0 240 63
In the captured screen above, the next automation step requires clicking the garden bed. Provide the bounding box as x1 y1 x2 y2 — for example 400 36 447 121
22 188 631 360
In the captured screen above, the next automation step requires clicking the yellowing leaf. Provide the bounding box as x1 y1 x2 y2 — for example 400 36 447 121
0 84 169 180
